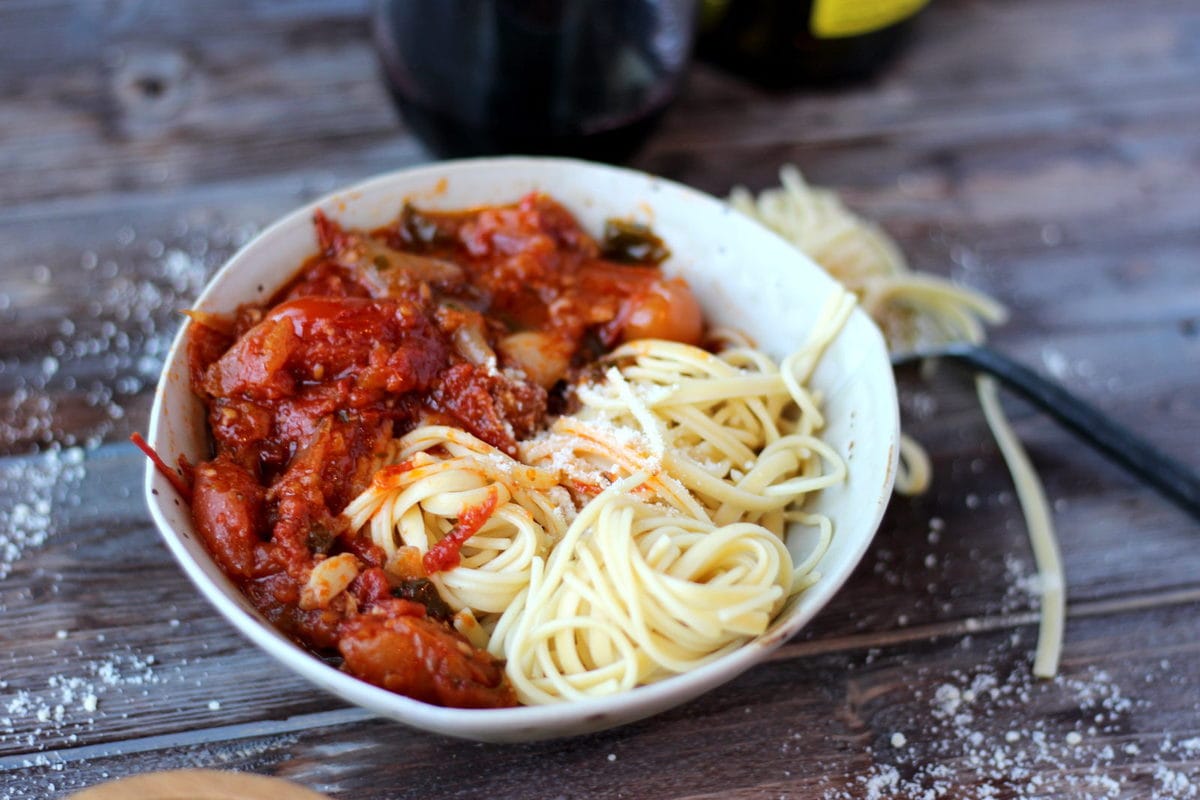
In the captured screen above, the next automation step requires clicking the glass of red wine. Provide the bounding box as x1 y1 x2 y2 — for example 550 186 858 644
371 0 697 163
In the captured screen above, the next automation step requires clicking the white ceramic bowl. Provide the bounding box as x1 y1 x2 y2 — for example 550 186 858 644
144 157 898 742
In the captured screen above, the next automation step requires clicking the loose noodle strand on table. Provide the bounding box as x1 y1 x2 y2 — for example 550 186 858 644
731 165 1064 678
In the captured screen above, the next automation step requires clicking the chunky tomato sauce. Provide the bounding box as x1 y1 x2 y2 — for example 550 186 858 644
178 193 703 707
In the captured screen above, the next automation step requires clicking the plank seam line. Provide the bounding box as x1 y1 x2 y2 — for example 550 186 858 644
0 707 377 772
1 583 1196 767
768 585 1200 661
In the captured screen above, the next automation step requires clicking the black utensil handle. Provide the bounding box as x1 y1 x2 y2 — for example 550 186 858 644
940 343 1200 522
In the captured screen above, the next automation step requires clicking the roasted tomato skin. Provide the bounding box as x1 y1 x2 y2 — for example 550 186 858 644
181 194 702 709
192 455 265 580
338 606 516 709
618 277 704 345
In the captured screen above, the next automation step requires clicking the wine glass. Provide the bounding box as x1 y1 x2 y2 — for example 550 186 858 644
372 0 697 162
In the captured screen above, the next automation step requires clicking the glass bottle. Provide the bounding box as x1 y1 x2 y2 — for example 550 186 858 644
698 0 927 87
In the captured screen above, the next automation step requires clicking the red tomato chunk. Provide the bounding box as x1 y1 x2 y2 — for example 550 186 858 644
183 194 706 707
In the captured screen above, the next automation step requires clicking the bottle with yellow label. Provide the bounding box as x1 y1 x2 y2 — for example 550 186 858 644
698 0 928 87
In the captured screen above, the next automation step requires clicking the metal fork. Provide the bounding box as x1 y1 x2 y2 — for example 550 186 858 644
891 342 1200 522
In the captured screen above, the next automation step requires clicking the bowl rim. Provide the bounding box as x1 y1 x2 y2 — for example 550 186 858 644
144 155 899 740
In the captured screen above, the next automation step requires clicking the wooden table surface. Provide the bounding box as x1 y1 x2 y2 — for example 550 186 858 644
2 1 1198 798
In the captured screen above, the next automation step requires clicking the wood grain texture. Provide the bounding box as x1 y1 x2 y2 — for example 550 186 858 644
0 0 1198 797
5 604 1198 799
65 769 330 800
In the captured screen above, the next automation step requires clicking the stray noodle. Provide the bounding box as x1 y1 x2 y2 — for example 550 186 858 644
731 166 1064 677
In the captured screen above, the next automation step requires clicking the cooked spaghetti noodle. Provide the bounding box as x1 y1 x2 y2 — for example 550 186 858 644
731 166 1064 677
343 289 853 704
490 473 794 704
343 426 570 615
178 191 873 708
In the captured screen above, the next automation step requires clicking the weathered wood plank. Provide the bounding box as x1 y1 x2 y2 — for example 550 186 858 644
639 100 1200 250
1 0 1198 795
0 34 1196 767
2 0 1199 205
1 134 1196 454
0 367 1196 759
2 601 1196 799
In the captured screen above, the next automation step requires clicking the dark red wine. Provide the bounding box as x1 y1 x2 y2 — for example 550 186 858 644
372 0 696 162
